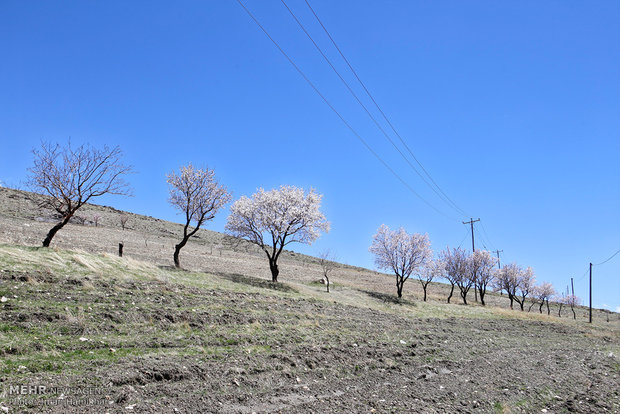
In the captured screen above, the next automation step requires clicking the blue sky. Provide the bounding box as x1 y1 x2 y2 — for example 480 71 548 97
1 1 618 311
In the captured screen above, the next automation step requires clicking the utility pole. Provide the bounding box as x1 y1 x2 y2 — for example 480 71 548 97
492 249 503 269
463 218 480 301
589 263 592 323
492 249 504 295
571 277 574 296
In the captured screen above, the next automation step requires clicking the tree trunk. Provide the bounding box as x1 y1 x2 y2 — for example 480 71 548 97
447 283 455 303
173 237 189 269
558 303 563 317
539 301 544 313
422 285 427 302
460 289 468 305
571 305 576 320
269 260 279 283
508 295 514 310
325 275 330 293
478 286 486 306
546 300 550 315
42 214 73 247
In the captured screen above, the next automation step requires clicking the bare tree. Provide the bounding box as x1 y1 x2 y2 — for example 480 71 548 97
471 250 497 306
119 213 129 230
514 266 535 311
369 225 432 299
318 249 337 293
168 164 231 268
566 294 581 320
226 185 329 282
417 259 442 302
494 263 521 310
92 214 101 227
27 141 132 247
556 293 565 317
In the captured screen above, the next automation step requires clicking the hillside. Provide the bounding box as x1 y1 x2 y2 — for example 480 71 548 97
0 187 619 413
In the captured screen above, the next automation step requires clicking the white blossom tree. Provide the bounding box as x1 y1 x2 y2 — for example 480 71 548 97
369 224 432 299
470 250 497 306
514 266 536 311
168 164 231 268
27 141 132 247
494 263 521 310
534 282 556 315
440 247 471 304
417 258 443 302
225 185 329 282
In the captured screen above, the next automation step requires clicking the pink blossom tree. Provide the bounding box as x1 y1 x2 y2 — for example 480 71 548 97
168 164 231 268
470 250 497 306
514 266 536 311
440 247 471 304
534 282 556 315
417 259 443 302
226 186 329 282
369 225 432 299
494 263 521 310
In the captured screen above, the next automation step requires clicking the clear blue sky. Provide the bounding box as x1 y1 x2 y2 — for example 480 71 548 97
1 1 618 311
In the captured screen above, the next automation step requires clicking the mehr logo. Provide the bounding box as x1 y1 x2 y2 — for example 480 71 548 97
9 385 47 395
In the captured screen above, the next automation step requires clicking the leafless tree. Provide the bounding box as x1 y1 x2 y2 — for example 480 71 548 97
226 186 329 282
119 213 129 230
418 259 442 302
514 266 535 311
471 250 497 306
92 214 101 227
168 164 231 268
27 141 132 247
566 294 581 320
369 225 432 299
318 249 337 293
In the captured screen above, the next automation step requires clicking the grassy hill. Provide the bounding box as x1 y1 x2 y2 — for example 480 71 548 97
0 187 619 413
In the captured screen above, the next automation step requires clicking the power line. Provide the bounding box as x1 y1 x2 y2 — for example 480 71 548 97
303 0 469 218
280 0 465 218
235 0 457 221
479 221 496 250
593 247 620 266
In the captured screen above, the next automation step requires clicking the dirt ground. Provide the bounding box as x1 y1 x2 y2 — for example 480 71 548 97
0 187 619 413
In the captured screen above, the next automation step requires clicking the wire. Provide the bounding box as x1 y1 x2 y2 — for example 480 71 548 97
280 0 465 219
235 0 457 221
593 248 620 266
457 226 470 248
479 221 496 251
473 227 488 250
303 0 469 218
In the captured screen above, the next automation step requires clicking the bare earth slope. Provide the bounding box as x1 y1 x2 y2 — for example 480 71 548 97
0 187 618 413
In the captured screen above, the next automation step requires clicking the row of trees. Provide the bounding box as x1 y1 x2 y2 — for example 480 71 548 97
27 141 330 283
368 225 581 315
26 141 577 314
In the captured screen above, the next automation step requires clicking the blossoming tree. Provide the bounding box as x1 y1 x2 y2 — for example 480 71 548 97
470 250 497 306
167 164 231 268
440 247 470 304
225 185 329 282
369 224 432 299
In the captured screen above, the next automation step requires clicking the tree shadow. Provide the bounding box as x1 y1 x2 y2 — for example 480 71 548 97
361 289 415 306
217 272 298 293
